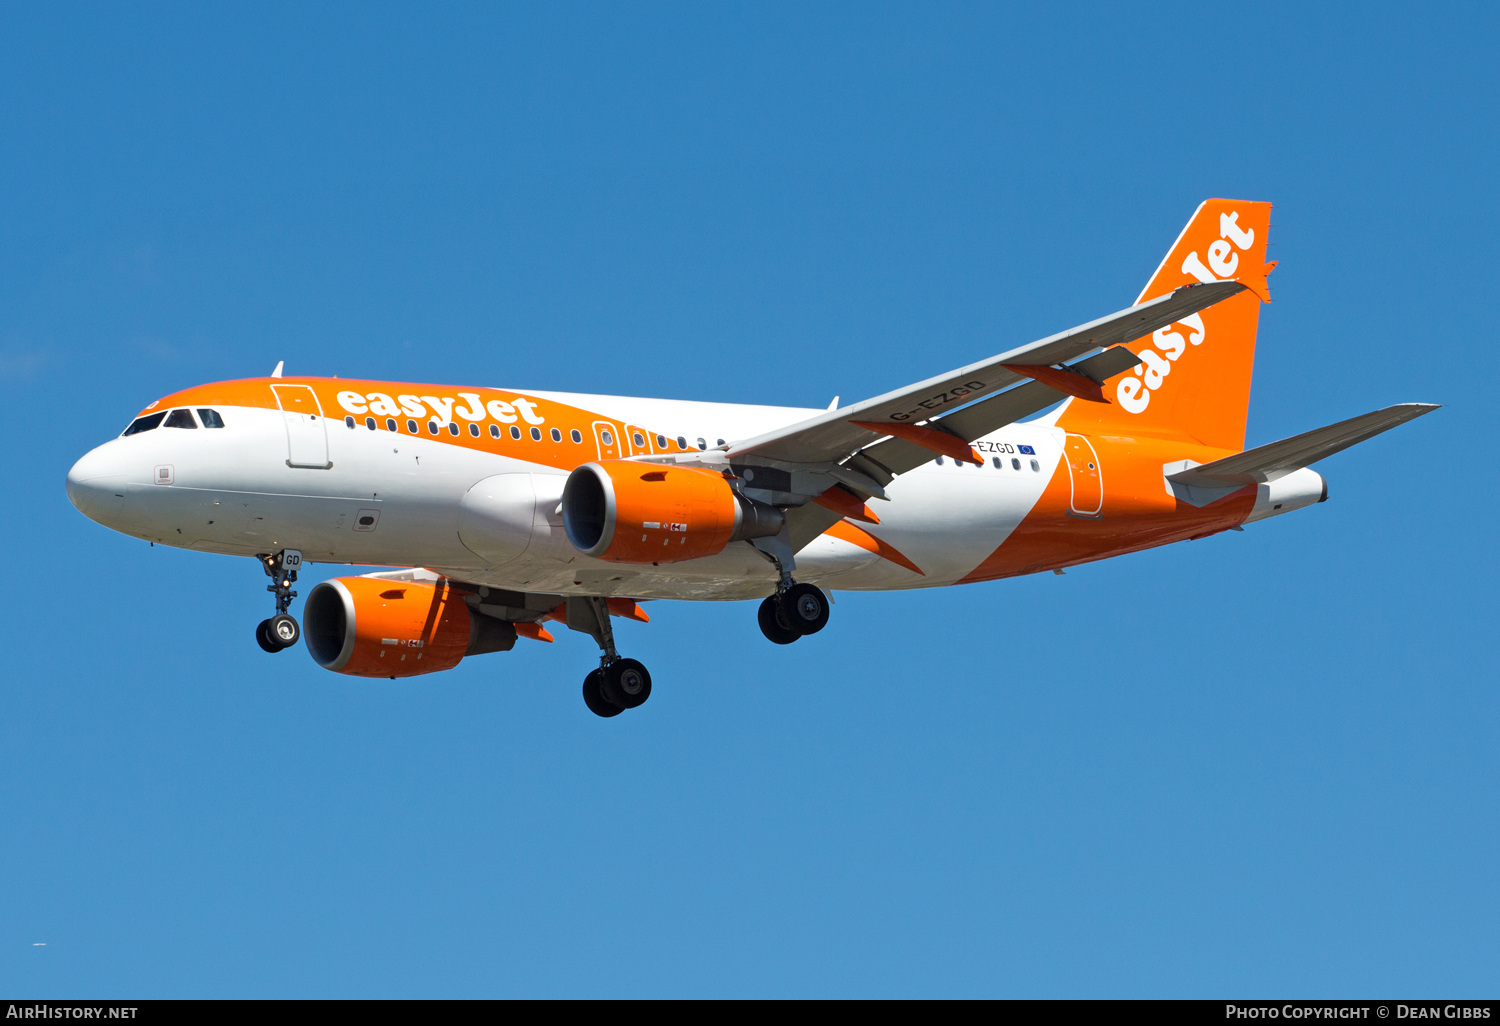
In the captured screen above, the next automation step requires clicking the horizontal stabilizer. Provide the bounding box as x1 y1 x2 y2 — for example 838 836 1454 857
1168 403 1440 487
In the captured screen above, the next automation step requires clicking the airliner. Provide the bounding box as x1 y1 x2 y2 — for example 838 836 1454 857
66 200 1437 716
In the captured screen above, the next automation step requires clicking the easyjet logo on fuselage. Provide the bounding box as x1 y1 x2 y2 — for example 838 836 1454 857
336 389 547 427
1116 210 1257 415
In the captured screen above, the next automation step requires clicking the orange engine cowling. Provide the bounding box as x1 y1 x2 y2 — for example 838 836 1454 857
303 576 517 678
562 460 784 564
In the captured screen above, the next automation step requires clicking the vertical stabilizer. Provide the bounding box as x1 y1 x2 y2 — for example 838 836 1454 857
1056 199 1273 451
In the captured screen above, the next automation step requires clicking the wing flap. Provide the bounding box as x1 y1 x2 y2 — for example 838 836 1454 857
854 346 1144 478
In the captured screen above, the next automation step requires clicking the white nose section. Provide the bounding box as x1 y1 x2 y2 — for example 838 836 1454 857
66 444 129 526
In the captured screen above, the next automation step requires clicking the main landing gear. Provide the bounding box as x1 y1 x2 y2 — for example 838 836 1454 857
757 583 830 645
582 658 652 718
255 549 303 653
571 596 653 718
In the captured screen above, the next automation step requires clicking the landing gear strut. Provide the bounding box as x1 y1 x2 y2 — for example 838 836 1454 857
570 596 653 717
757 583 830 645
255 549 303 652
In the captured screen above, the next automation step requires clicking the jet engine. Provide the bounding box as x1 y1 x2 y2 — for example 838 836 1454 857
303 576 517 678
562 461 784 564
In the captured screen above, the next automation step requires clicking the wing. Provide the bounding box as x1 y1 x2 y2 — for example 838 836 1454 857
631 279 1252 553
851 344 1145 480
725 279 1249 467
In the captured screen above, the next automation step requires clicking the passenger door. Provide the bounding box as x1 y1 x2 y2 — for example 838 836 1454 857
1064 434 1102 517
272 384 331 469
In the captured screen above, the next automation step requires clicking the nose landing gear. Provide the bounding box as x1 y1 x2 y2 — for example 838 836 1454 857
255 549 303 653
757 583 830 645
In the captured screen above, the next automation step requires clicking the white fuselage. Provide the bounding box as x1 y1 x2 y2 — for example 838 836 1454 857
67 389 1063 600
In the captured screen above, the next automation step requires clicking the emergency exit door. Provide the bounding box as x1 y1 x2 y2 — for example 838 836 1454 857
625 424 654 455
592 421 621 461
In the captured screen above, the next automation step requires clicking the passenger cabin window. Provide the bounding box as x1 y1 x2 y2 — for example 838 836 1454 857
365 417 376 430
935 456 944 465
386 418 397 432
510 425 521 439
345 415 355 429
489 424 500 438
197 409 225 428
448 423 460 436
163 409 197 429
468 423 479 437
428 422 439 435
992 457 1001 469
1030 459 1040 472
123 411 167 436
551 428 562 442
407 419 418 433
572 429 583 443
632 431 645 447
677 436 687 450
1011 458 1021 470
657 434 667 448
696 437 706 450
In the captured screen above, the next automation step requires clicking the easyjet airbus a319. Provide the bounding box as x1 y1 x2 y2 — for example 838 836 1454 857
66 200 1437 716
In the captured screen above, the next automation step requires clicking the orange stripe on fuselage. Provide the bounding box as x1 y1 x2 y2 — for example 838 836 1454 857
143 376 698 473
958 432 1257 583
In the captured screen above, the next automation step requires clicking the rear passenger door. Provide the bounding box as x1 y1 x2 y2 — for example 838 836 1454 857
1063 434 1102 517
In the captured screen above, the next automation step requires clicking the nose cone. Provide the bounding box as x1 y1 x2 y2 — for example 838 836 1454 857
67 444 129 526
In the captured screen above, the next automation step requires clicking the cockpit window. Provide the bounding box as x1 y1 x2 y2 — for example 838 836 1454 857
197 409 225 428
123 411 167 436
163 408 198 429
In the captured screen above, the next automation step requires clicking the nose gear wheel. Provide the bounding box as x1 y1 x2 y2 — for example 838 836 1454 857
255 619 282 653
255 549 303 652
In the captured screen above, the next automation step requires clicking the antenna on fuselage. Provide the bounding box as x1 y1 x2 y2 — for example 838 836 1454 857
270 360 284 378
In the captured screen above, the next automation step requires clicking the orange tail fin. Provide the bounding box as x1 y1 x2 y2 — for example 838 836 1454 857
1056 199 1273 452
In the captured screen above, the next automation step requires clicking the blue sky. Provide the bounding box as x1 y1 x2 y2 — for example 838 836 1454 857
2 2 1496 997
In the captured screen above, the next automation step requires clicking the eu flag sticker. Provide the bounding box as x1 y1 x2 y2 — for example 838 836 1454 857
1018 444 1035 455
